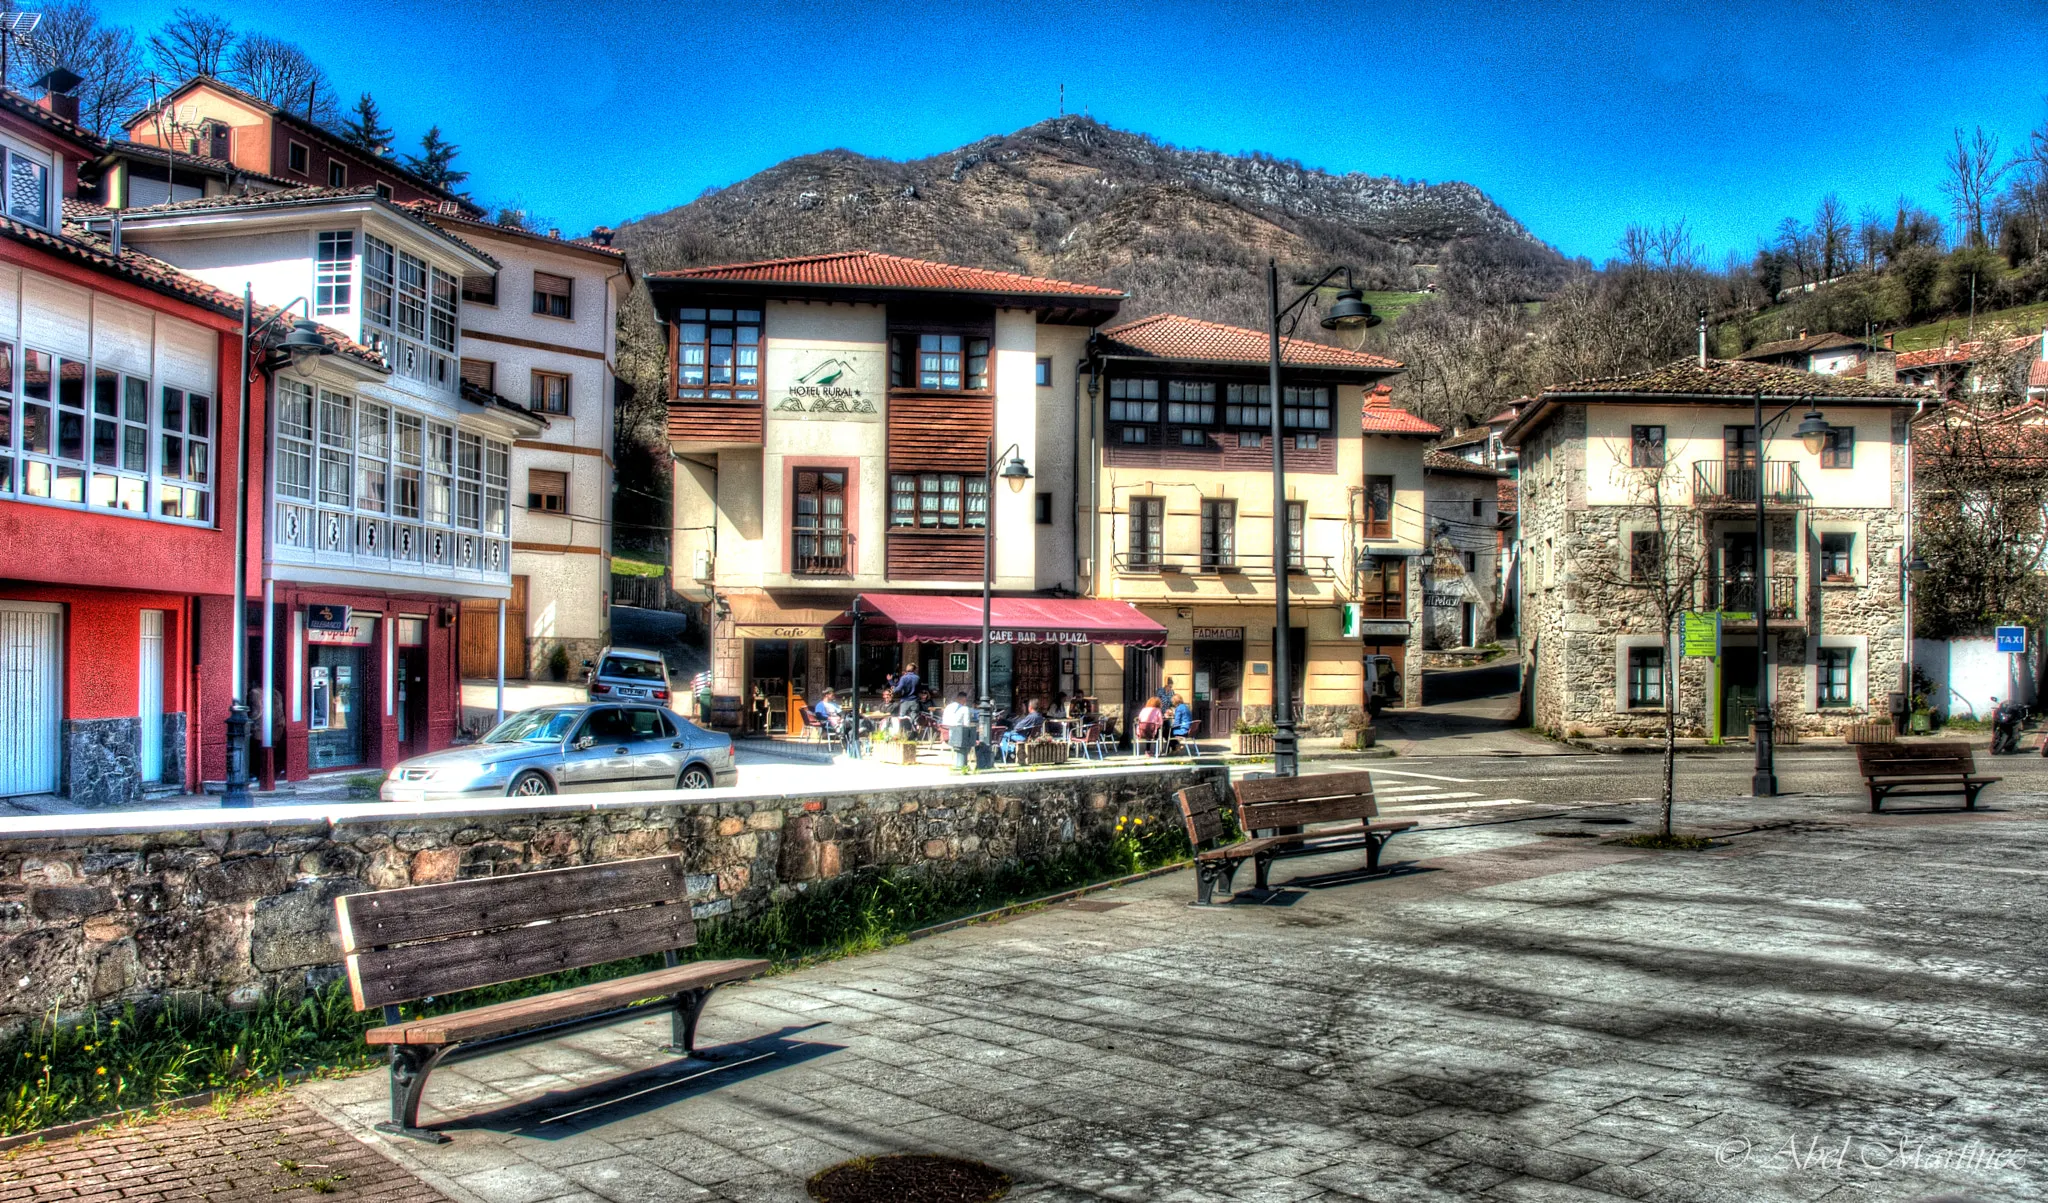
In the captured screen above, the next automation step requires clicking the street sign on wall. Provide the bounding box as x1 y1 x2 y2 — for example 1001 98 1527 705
1682 611 1721 658
1996 626 2028 654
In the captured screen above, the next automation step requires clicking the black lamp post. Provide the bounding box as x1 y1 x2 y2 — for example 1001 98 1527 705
1265 262 1379 776
1748 387 1832 798
223 296 333 808
979 439 1033 758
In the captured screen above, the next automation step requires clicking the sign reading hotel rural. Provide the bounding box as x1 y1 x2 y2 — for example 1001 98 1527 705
770 346 882 419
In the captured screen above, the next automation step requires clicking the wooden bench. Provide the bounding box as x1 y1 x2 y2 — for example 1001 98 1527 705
1174 770 1417 904
1856 741 2000 812
334 855 769 1143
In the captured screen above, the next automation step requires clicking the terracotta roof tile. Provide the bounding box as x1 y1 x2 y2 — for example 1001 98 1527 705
1424 448 1507 477
0 89 103 153
647 250 1123 299
1361 382 1441 435
1542 358 1933 401
1736 331 1870 361
1895 336 2035 371
1099 312 1401 371
99 141 299 190
401 201 627 261
117 186 498 268
2031 360 2048 390
1497 477 1518 513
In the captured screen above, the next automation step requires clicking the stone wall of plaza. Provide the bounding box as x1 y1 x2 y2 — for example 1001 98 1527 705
1521 405 1908 739
0 764 1218 1027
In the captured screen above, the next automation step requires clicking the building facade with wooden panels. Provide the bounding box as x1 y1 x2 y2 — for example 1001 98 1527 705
650 252 1123 731
1079 315 1427 735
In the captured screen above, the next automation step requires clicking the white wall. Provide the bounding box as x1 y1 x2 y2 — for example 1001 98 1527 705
992 308 1039 589
1914 636 2036 719
1582 402 1893 509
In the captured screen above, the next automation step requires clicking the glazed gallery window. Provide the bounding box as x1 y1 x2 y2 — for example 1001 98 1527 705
1627 647 1665 708
315 231 354 316
888 472 987 529
2 137 51 229
890 332 989 391
1281 386 1331 430
273 377 506 535
1108 379 1158 442
360 234 458 390
1128 497 1163 569
674 307 760 402
0 339 213 523
1225 383 1269 428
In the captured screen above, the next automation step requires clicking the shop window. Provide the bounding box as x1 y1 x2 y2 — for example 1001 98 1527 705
1627 646 1665 708
1364 474 1394 539
674 306 760 402
1128 497 1163 569
532 271 573 319
528 468 567 514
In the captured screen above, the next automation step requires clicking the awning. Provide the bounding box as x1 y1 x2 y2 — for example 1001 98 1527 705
823 593 1168 647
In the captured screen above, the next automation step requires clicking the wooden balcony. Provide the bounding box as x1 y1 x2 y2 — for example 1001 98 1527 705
1691 459 1808 510
667 398 763 448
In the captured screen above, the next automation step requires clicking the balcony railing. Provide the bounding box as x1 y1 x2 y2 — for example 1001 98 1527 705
1113 549 1337 579
273 500 509 585
1705 574 1799 620
1691 459 1809 508
792 525 850 575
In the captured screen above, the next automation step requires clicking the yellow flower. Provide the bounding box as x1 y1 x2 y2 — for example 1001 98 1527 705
96 1067 106 1076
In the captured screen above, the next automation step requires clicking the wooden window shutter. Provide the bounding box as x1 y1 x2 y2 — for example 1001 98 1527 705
527 468 568 513
460 358 495 391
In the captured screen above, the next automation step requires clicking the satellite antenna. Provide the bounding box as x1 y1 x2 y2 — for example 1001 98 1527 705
0 11 42 94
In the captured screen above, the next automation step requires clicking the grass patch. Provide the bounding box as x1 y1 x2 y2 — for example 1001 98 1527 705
1938 716 1987 732
1359 290 1429 324
1612 832 1718 851
1890 301 2048 352
0 823 1192 1136
609 554 666 579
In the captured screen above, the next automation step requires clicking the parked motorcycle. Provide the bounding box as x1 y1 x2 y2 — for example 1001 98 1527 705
1991 698 2026 755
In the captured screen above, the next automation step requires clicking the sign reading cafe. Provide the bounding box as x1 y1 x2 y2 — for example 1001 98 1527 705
769 345 883 420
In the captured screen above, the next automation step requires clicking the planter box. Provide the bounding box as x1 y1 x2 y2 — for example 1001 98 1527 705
1343 726 1376 751
875 741 920 765
1233 732 1274 756
1844 720 1896 745
1018 739 1069 767
1748 723 1799 747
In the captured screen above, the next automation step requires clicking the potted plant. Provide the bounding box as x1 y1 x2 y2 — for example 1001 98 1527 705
871 730 920 765
1233 720 1276 757
1019 736 1069 767
547 644 571 682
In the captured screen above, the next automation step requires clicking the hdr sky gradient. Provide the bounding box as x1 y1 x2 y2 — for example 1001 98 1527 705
99 0 2048 262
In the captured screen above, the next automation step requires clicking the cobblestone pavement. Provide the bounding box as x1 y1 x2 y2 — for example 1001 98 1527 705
0 1092 448 1201
283 787 2046 1203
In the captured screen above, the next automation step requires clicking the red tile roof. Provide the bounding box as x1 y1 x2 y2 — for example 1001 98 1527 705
1895 336 2034 371
1735 331 1870 362
1497 477 1518 514
117 186 498 268
2029 359 2048 390
401 201 627 262
1099 312 1402 371
1507 358 1931 445
1361 383 1441 436
646 250 1124 300
1424 448 1507 477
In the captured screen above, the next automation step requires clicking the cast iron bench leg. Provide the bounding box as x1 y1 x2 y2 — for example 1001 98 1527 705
376 1043 455 1144
669 987 715 1055
1366 835 1384 873
1253 853 1274 891
1194 860 1237 906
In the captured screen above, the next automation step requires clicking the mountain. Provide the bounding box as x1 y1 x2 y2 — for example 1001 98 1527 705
613 117 1568 331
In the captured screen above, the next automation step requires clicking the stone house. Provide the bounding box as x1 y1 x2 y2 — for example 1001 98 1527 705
1421 450 1507 650
1504 358 1934 740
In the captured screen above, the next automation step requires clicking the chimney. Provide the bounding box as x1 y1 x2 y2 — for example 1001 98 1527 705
547 227 561 240
588 226 615 247
1866 349 1896 386
1797 328 1809 340
1884 332 1894 350
36 92 79 125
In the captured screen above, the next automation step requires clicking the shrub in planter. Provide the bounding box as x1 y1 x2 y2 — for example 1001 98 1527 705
1018 737 1069 767
547 644 571 682
346 772 383 799
1232 720 1276 757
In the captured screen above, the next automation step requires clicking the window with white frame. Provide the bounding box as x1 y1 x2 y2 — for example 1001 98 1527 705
274 381 506 540
315 232 354 316
316 389 353 507
392 412 422 520
275 380 313 500
1817 646 1854 706
0 338 213 523
426 421 452 525
1627 647 1665 708
1225 383 1269 427
3 137 52 229
888 472 987 529
359 234 457 390
355 400 389 513
456 431 482 529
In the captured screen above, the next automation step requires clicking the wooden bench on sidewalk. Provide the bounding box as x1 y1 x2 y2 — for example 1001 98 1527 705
335 855 769 1143
1175 770 1418 904
1856 741 2000 813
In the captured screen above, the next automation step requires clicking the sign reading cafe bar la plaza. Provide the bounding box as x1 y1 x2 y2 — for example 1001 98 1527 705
991 629 1095 645
770 346 883 418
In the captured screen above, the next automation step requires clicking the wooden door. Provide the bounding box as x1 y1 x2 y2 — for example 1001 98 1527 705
1014 645 1057 712
1193 641 1241 735
458 577 529 680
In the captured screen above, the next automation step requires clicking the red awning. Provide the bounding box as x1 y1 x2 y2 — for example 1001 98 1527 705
823 594 1167 647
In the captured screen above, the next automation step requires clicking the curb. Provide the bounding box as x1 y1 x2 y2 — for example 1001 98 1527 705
0 1068 321 1152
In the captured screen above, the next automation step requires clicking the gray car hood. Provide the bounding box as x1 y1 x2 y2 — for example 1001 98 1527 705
396 742 555 774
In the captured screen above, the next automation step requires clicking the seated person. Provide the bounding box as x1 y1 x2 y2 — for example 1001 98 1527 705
814 689 843 736
1170 699 1194 737
1003 699 1047 746
1047 693 1070 719
1133 696 1165 751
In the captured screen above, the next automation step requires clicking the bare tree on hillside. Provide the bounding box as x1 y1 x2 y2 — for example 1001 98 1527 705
148 8 232 81
1775 217 1814 285
1581 437 1707 837
226 32 335 124
1856 205 1887 270
21 0 146 136
1944 126 2006 248
1813 193 1848 279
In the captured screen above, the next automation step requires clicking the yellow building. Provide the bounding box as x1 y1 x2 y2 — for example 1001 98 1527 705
1081 315 1432 735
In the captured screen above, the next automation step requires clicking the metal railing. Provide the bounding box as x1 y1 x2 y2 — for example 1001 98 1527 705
792 525 850 575
1691 459 1809 507
273 500 508 584
1706 574 1799 620
1112 549 1338 578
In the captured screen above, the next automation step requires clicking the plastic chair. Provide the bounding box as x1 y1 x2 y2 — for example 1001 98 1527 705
1170 719 1202 757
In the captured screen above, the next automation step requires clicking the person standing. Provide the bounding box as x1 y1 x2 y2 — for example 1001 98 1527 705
893 661 923 737
943 690 975 768
1159 677 1179 712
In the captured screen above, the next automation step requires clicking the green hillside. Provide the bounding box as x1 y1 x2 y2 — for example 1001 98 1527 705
1889 301 2048 352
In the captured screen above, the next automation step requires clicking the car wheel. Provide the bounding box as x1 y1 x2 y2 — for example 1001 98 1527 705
507 770 554 797
678 765 714 790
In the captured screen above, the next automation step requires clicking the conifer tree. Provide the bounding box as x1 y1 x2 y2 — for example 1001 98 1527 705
403 125 467 190
340 92 392 157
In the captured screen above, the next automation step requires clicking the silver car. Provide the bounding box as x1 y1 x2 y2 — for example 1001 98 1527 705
380 702 737 802
585 646 673 704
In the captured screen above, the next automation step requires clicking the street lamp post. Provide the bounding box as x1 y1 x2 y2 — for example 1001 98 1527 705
1747 387 1833 798
222 290 333 808
1264 261 1379 776
979 439 1033 761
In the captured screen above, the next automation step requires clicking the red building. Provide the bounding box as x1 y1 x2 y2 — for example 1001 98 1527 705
0 90 256 804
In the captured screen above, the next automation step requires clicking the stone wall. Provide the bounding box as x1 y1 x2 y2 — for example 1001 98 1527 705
0 764 1220 1029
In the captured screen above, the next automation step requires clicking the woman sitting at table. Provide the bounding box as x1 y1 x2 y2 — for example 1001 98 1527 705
1047 693 1069 720
1133 696 1164 753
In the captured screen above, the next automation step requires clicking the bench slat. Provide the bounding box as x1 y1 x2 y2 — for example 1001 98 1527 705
345 902 697 1010
336 857 691 953
1234 770 1378 805
1242 794 1380 830
363 958 769 1047
1176 785 1226 846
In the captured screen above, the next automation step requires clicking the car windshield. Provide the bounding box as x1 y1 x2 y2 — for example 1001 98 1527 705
599 656 666 682
483 709 584 744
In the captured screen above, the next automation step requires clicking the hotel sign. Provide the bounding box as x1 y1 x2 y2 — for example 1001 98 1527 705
769 346 882 420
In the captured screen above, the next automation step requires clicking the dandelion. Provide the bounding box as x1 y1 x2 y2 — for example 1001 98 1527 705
95 1067 106 1076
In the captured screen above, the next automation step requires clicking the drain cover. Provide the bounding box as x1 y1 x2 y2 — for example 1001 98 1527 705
807 1154 1011 1202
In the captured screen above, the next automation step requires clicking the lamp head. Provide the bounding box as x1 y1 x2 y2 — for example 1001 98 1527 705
279 318 334 359
1321 287 1381 331
1794 408 1831 456
1000 453 1033 494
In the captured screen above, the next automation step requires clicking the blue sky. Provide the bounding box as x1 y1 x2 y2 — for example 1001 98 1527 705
97 0 2048 263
